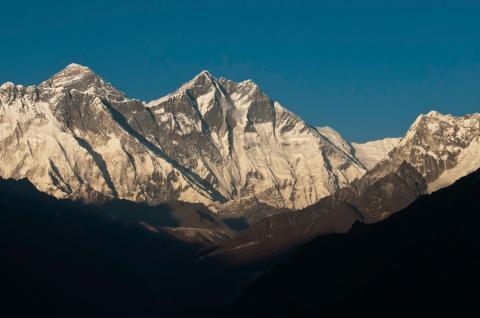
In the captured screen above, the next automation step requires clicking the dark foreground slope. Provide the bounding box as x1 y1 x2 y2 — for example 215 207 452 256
222 169 480 317
205 162 425 268
0 178 237 318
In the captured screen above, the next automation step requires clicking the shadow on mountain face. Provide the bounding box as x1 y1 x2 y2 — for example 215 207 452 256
204 201 360 269
221 169 480 317
222 217 251 231
203 162 426 269
101 98 228 203
0 178 239 318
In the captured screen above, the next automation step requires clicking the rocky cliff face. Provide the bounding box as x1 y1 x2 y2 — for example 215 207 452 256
1 64 478 214
144 71 367 210
0 64 220 208
0 64 366 212
358 111 480 194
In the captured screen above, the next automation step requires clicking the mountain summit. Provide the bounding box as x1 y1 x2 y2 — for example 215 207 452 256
0 65 366 212
41 63 100 89
39 63 127 101
1 64 479 215
119 68 367 210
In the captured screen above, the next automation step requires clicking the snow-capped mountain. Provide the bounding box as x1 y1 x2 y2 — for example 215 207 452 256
317 112 480 222
143 71 367 210
0 64 221 206
358 111 480 194
211 111 480 259
0 64 366 212
319 110 480 197
2 64 478 214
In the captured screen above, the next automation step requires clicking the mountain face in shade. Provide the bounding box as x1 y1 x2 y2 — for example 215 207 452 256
202 161 427 267
0 64 365 212
0 177 231 318
202 200 360 267
221 168 480 318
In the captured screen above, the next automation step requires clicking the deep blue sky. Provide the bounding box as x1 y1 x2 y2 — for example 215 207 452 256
1 1 480 142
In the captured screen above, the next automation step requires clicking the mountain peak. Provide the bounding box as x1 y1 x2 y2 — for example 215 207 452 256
0 81 16 90
238 78 260 90
198 69 213 77
40 63 100 90
56 63 97 79
145 70 219 107
425 110 443 118
188 70 217 85
64 63 91 71
172 70 220 96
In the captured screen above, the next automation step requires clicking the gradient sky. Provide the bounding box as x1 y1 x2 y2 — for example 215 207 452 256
1 0 480 142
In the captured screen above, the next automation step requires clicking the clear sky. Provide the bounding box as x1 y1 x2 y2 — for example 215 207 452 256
1 0 479 142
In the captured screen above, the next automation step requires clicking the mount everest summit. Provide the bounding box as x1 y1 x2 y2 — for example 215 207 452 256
1 63 479 215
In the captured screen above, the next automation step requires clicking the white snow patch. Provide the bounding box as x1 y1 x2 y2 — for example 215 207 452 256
429 137 480 192
352 138 401 170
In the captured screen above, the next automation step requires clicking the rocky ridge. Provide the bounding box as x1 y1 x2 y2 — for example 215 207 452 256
0 64 366 213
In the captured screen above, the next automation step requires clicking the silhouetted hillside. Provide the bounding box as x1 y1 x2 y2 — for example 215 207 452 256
222 169 480 317
0 178 235 318
205 162 425 268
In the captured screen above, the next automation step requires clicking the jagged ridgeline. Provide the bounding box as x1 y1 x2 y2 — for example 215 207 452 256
1 64 479 216
0 64 365 212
